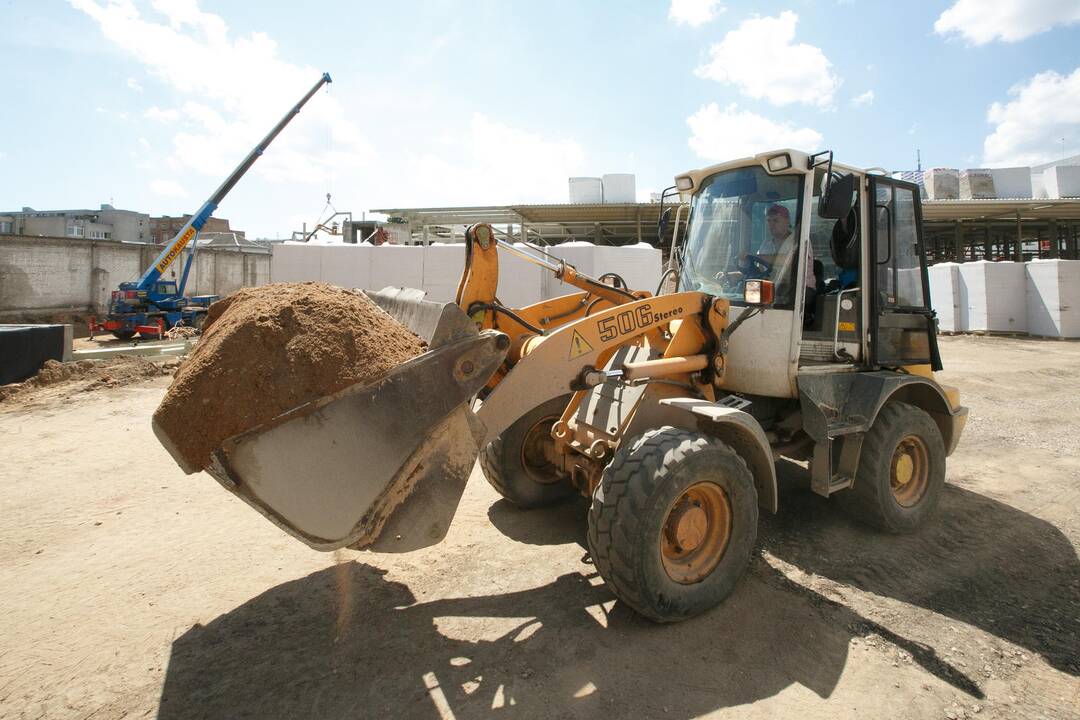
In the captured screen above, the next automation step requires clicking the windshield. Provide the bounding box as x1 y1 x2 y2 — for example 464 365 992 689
677 166 804 306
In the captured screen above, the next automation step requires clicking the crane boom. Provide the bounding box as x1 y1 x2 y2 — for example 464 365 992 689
136 72 332 289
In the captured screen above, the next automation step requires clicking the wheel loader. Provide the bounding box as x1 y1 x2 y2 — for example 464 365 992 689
155 148 967 623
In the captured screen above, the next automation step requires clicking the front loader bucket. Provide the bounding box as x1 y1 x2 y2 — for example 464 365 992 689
196 288 507 552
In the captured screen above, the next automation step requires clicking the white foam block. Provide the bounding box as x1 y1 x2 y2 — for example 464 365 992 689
1025 259 1080 337
988 167 1032 199
423 244 465 302
369 245 424 292
499 244 545 308
594 243 663 296
271 242 322 283
957 260 1027 332
541 242 596 299
1044 165 1080 199
928 262 961 332
320 244 371 290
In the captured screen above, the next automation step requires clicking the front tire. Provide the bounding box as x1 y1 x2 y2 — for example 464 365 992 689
840 401 945 533
479 395 575 508
587 427 758 623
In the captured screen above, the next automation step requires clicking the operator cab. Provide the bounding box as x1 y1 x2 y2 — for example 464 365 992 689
672 149 941 399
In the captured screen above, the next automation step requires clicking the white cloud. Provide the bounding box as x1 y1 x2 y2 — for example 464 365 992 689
850 90 874 107
71 0 588 234
686 103 822 161
150 179 188 197
983 67 1080 166
935 0 1080 44
70 0 371 184
908 123 918 135
694 11 839 108
144 106 180 122
668 0 725 27
405 113 584 205
126 76 143 92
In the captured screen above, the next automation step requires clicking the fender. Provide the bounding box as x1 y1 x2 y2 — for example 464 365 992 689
655 398 779 513
798 371 967 456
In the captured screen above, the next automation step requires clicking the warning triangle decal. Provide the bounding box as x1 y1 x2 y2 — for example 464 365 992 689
568 329 594 360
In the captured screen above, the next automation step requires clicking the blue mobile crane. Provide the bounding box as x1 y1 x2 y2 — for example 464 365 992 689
90 73 332 340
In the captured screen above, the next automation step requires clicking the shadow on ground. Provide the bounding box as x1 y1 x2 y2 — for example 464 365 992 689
161 559 976 720
485 496 589 548
765 460 1080 676
158 478 1003 720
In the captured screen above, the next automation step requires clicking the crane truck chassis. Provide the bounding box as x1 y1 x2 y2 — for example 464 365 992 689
155 148 968 623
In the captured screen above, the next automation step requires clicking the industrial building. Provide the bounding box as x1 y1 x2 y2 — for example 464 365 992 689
0 204 151 243
150 214 245 245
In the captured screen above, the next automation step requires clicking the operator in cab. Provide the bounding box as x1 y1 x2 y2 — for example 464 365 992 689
758 204 814 300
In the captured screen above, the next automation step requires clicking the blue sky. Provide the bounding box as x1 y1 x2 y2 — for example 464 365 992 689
1 0 1078 238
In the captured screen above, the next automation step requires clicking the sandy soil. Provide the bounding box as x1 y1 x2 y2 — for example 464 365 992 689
0 336 1077 720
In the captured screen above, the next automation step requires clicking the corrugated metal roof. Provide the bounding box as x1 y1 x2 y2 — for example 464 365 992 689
371 202 673 227
921 198 1080 221
374 197 1080 228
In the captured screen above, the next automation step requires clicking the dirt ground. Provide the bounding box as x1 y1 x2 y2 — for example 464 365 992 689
0 336 1077 720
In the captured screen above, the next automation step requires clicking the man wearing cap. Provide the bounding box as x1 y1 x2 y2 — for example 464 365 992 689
759 204 814 303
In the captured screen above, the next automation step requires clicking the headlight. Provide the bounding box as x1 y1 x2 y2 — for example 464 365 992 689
675 176 694 191
766 153 792 172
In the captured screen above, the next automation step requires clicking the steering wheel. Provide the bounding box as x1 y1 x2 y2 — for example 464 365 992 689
739 253 773 279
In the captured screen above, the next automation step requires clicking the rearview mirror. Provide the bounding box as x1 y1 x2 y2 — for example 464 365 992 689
819 172 856 219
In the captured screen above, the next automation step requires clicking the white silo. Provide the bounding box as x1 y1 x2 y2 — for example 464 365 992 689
569 177 603 204
602 174 636 203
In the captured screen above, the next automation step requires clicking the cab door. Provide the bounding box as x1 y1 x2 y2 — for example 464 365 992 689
868 176 942 370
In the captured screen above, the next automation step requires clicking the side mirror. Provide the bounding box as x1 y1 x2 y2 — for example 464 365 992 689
819 172 856 220
658 207 673 240
744 279 775 306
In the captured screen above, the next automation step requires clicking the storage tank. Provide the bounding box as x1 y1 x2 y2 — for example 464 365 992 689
602 174 636 203
569 177 603 204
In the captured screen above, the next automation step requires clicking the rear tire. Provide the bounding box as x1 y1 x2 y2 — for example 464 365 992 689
587 427 758 623
111 330 135 341
839 401 945 533
479 395 575 508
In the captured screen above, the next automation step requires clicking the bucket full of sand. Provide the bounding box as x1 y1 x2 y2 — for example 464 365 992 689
152 282 509 552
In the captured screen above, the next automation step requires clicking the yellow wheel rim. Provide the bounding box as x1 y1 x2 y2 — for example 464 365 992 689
890 434 930 507
519 415 560 485
660 482 731 584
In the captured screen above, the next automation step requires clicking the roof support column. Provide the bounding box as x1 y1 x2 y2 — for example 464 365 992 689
1067 223 1079 260
983 220 991 261
953 220 963 262
1015 212 1023 262
1047 219 1060 259
636 208 642 244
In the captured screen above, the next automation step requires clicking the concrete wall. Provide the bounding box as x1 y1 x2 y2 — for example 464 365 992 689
0 234 269 316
